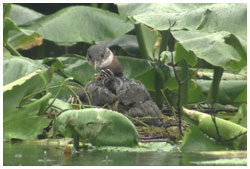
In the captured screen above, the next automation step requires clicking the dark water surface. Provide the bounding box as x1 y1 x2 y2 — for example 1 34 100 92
3 142 246 166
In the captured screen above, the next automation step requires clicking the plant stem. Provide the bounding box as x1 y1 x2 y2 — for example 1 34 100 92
155 70 164 107
44 77 73 112
37 71 49 94
5 42 21 56
159 30 169 60
179 60 189 106
72 130 80 151
20 93 52 108
161 89 176 116
171 51 183 136
3 3 12 18
134 23 151 59
207 66 224 104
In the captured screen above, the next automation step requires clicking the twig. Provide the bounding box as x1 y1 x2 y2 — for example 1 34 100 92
225 131 247 142
171 51 181 83
207 104 223 141
211 114 223 141
208 103 246 143
167 20 197 136
167 19 184 136
170 51 183 136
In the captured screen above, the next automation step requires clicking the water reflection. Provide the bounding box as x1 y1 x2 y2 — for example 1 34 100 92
3 142 246 166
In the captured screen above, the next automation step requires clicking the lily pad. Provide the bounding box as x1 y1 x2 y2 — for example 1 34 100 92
54 108 139 147
3 69 52 141
172 30 246 71
117 3 247 38
3 56 46 85
10 4 44 26
182 108 247 150
23 6 134 43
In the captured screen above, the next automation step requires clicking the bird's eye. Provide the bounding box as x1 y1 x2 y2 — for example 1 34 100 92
101 54 104 58
88 55 92 59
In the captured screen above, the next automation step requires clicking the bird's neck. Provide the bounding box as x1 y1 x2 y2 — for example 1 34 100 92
105 56 123 77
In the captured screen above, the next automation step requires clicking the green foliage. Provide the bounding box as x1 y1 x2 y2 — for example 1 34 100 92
3 17 42 56
117 3 247 38
182 108 247 150
23 6 134 43
181 125 232 151
3 17 21 44
3 56 46 85
54 55 94 84
196 79 247 105
54 108 139 147
2 3 247 153
172 31 246 71
10 4 44 25
134 23 159 60
3 4 12 18
230 104 247 128
117 3 246 107
3 69 52 141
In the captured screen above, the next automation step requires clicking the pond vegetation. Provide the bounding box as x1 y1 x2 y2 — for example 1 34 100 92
3 3 247 166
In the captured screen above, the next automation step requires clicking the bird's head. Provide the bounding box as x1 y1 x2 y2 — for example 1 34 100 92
86 45 114 71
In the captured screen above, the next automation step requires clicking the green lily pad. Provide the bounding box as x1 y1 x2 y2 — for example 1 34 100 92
3 56 46 85
172 30 245 71
3 69 52 141
182 108 247 150
54 108 139 147
10 4 44 26
23 6 134 43
117 3 246 38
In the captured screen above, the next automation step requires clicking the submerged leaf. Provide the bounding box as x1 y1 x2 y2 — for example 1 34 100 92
97 142 176 152
191 158 247 166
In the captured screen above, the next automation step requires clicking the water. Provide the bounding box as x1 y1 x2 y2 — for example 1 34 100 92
3 142 246 166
